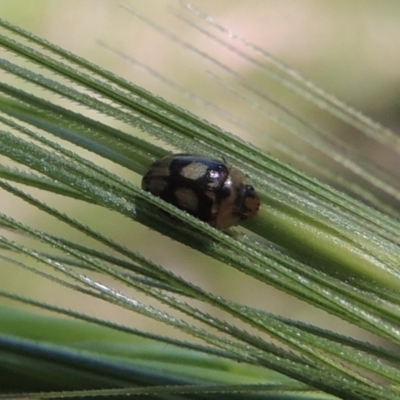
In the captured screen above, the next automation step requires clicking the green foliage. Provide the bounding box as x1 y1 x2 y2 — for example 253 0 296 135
0 8 399 400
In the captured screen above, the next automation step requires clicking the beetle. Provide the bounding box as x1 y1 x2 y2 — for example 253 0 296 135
141 154 260 229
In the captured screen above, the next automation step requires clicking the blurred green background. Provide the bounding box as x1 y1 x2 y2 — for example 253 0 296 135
1 0 399 343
